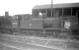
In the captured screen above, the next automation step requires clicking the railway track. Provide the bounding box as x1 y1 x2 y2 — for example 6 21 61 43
1 34 79 50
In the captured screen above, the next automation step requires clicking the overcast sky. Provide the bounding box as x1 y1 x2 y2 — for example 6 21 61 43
0 0 79 16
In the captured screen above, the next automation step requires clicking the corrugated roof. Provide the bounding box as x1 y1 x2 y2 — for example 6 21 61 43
33 3 79 9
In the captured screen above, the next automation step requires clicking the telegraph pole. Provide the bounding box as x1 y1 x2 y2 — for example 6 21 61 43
51 0 53 17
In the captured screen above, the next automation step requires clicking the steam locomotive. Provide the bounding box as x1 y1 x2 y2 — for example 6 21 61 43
14 3 79 39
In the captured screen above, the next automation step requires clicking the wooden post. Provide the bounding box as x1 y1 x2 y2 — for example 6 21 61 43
61 8 64 33
71 8 72 16
17 15 21 34
62 8 64 16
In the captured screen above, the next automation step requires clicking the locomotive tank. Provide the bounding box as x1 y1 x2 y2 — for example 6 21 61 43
16 15 78 32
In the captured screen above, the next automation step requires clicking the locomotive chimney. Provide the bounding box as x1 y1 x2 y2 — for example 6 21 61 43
5 11 9 17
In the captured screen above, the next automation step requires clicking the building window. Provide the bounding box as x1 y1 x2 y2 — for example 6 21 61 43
54 8 62 16
32 9 39 16
39 9 46 16
72 7 79 16
47 9 51 17
63 8 71 16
